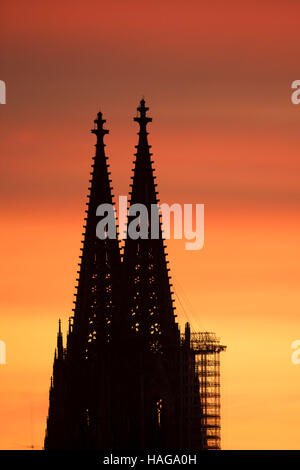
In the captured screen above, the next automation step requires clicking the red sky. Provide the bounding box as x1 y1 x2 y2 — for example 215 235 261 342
1 0 300 449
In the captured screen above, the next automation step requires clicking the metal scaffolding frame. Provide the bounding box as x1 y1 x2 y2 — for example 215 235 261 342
181 328 226 450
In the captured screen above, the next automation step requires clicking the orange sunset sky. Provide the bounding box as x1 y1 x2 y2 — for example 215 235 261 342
1 0 300 450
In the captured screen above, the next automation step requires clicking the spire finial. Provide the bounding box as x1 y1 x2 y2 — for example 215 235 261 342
134 98 152 132
91 111 109 139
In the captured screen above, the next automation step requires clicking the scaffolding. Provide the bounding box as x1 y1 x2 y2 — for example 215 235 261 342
181 325 226 450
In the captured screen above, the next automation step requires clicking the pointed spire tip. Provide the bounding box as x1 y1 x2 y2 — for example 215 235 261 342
91 110 109 137
134 97 152 129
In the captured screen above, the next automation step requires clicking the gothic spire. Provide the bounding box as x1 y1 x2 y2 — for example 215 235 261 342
123 99 179 354
69 111 121 357
45 111 122 450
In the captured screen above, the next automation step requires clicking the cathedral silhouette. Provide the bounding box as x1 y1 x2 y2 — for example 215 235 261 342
45 100 226 450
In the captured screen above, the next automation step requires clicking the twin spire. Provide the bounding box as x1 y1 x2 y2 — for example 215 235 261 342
91 99 151 144
53 98 176 353
45 99 179 449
